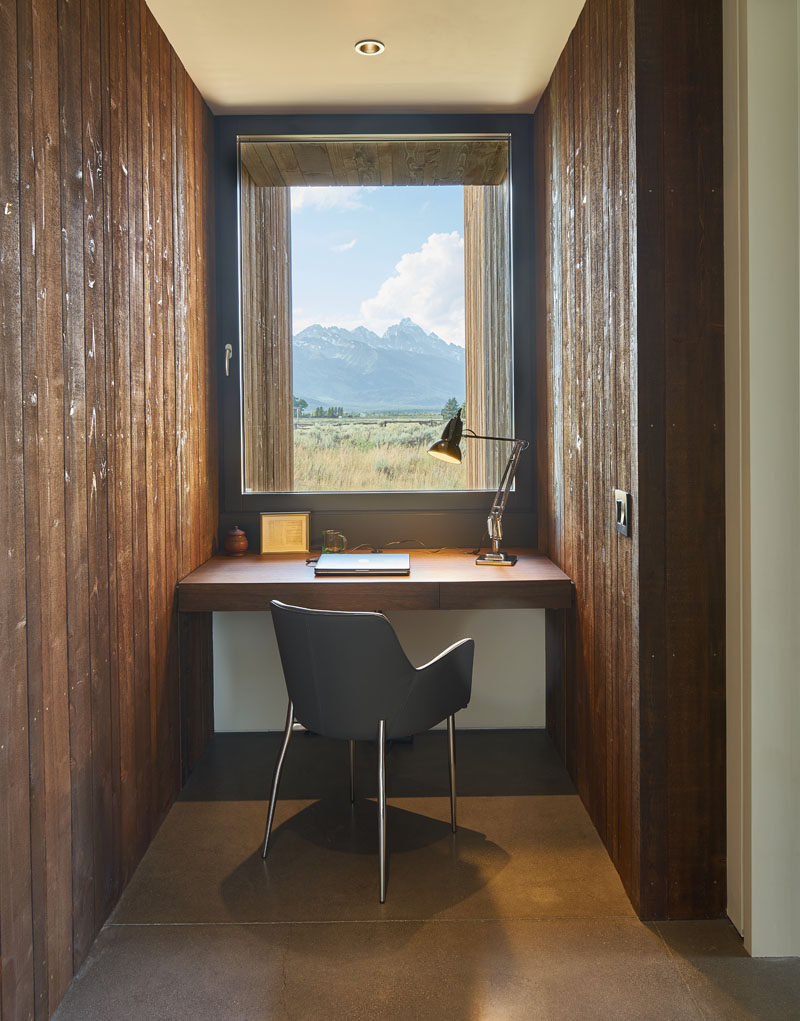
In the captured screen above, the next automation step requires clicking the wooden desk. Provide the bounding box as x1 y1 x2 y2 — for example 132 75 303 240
177 549 573 613
176 549 573 777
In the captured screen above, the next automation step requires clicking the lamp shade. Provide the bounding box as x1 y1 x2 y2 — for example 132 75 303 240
427 410 463 463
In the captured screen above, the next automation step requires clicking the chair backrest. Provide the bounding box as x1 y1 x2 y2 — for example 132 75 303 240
270 600 468 741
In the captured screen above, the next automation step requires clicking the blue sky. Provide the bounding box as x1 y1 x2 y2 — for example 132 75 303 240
290 185 466 346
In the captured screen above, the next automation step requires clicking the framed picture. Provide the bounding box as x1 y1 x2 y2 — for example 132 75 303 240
260 511 310 554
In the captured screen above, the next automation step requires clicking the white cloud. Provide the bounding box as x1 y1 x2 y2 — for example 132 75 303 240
360 231 465 346
291 187 372 212
331 238 357 252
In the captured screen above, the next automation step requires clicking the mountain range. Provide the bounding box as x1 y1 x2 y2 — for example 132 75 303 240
292 318 465 412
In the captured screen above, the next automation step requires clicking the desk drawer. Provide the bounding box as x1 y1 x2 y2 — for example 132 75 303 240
439 580 573 610
271 583 437 613
178 581 438 613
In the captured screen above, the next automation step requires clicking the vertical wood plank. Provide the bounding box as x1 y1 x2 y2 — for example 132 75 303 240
183 64 198 572
57 0 95 971
200 96 218 740
171 53 188 579
240 177 293 492
592 0 614 862
633 0 669 917
125 0 152 870
548 72 564 570
106 0 140 888
23 0 74 1010
534 99 550 559
98 0 124 922
659 0 725 917
614 0 638 908
205 99 218 557
18 2 49 1009
140 0 162 835
159 21 181 817
0 0 35 1014
81 0 116 935
579 12 600 828
595 0 617 865
463 182 512 489
556 44 578 781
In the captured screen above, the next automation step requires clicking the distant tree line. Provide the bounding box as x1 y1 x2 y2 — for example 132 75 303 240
293 395 464 421
293 396 344 419
441 397 461 420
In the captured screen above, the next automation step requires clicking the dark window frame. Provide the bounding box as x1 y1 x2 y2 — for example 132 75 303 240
215 113 536 550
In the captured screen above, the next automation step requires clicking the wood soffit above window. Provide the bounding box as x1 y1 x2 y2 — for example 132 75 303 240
240 137 509 188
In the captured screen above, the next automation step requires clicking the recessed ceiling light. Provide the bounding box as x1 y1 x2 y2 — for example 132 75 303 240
354 39 385 56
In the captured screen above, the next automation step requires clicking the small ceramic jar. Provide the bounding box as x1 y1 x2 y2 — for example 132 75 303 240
224 525 248 557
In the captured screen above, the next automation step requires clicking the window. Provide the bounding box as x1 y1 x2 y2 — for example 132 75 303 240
216 115 535 548
239 137 512 494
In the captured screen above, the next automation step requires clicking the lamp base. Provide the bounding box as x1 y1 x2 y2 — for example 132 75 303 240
475 551 518 566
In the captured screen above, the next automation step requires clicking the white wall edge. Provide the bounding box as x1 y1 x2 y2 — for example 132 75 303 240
723 0 748 941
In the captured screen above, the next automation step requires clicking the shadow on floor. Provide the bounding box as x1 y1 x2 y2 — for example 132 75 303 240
179 727 577 802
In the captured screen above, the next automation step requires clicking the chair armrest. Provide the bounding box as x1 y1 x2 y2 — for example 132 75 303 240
418 637 474 673
387 638 474 739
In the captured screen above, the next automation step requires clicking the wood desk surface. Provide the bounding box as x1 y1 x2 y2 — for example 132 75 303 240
177 549 573 612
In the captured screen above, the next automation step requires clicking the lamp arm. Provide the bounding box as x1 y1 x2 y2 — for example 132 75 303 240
488 438 527 525
462 431 528 544
464 429 521 444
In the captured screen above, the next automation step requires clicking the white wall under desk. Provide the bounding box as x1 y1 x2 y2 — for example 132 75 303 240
213 609 546 731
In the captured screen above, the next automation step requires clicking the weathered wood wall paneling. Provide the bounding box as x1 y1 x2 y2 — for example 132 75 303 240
0 1 36 1016
58 0 93 974
535 0 724 919
241 138 509 188
0 1 217 1015
240 170 293 493
635 0 726 918
463 184 512 489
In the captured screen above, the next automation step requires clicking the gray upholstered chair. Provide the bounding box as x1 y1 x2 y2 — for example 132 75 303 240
262 599 475 902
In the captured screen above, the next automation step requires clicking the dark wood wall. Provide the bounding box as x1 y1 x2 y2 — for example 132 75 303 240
0 0 217 1016
535 0 725 918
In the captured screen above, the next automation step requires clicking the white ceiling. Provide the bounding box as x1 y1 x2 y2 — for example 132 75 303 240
145 0 585 115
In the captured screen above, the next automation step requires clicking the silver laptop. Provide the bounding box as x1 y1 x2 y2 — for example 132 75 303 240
314 553 411 576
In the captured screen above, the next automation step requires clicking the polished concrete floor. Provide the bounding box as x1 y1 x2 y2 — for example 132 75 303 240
54 731 799 1019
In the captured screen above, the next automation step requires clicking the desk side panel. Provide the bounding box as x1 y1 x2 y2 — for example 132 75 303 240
179 611 214 781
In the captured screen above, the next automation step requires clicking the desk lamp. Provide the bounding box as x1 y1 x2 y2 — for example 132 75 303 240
428 408 528 566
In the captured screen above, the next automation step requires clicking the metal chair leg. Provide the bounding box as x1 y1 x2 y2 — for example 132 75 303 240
262 700 294 858
349 739 356 803
377 720 386 903
447 714 457 833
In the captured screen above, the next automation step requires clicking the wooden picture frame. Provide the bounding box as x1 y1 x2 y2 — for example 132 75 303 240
260 511 310 554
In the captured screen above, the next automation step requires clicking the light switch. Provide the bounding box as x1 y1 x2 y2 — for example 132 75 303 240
614 489 631 537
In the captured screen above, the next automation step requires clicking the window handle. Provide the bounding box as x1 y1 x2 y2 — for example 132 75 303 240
224 343 233 377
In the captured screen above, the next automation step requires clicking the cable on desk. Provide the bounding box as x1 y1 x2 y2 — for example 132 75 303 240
380 538 457 553
381 537 429 551
379 538 478 555
312 536 482 556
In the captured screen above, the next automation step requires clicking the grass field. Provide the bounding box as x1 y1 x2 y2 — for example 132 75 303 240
293 416 468 492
